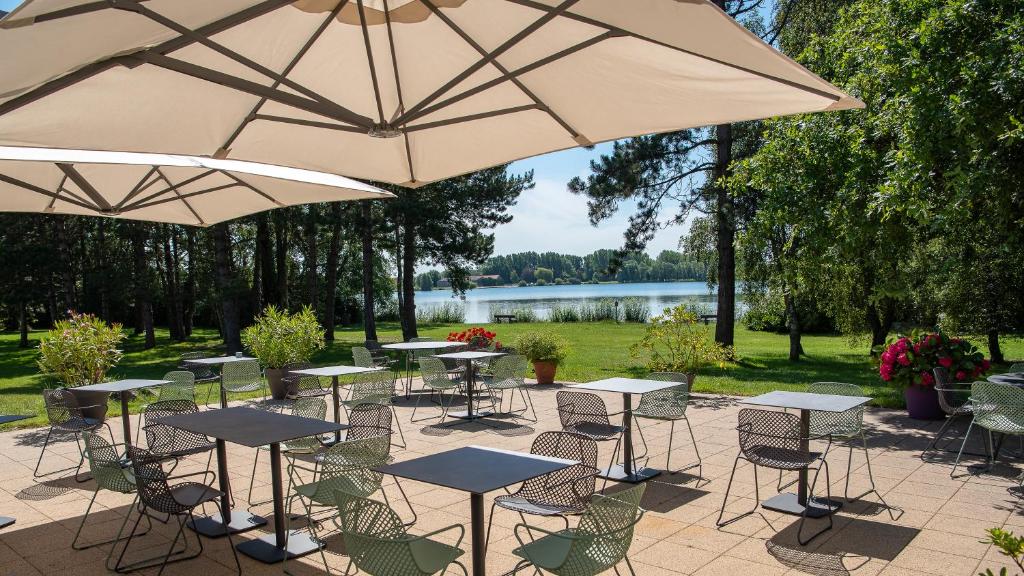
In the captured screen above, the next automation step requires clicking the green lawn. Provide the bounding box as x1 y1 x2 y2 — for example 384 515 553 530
2 322 1021 429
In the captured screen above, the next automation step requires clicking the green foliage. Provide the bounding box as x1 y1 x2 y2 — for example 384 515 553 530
534 267 554 283
37 312 125 386
981 528 1024 576
241 305 325 369
477 250 706 285
632 306 727 375
512 331 570 365
621 298 649 323
417 302 466 324
488 305 539 323
549 304 581 323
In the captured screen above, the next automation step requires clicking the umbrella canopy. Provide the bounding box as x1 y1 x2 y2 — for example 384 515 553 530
0 0 861 187
0 146 392 225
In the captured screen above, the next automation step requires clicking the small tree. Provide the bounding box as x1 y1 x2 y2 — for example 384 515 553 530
632 305 727 377
242 305 325 369
38 311 125 386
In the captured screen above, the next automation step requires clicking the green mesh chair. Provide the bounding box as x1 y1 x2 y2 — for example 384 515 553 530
74 431 151 560
135 371 197 445
353 346 396 371
1010 363 1024 372
922 367 978 462
219 359 265 407
35 388 112 481
343 369 406 448
482 354 536 422
411 356 464 425
179 352 220 407
247 396 328 506
336 494 467 576
511 483 646 576
952 381 1024 478
632 372 701 480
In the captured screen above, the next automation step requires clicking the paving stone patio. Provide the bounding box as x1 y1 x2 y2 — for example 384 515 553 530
1 380 1021 575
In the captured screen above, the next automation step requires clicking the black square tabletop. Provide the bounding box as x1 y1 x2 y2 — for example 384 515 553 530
573 377 680 395
185 355 256 365
74 379 170 393
0 415 30 425
291 366 380 377
381 341 465 351
159 407 347 448
375 445 576 495
743 390 870 413
433 351 506 361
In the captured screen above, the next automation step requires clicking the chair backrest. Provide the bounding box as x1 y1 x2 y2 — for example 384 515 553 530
409 337 436 361
179 351 216 379
337 496 420 576
365 339 384 352
933 367 971 414
127 446 187 515
41 388 76 427
519 432 599 510
221 359 262 393
142 399 210 455
418 357 453 390
347 403 393 441
349 370 397 405
737 408 802 460
635 372 691 418
971 381 1024 433
82 431 135 494
352 347 376 368
562 483 646 574
1010 363 1024 373
281 397 328 452
556 391 612 429
159 371 196 402
313 434 390 502
807 381 864 436
490 355 528 386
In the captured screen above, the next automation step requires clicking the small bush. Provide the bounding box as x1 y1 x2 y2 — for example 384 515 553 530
417 301 466 324
549 304 581 322
513 331 570 365
242 305 325 369
517 280 528 287
621 297 649 323
38 311 125 386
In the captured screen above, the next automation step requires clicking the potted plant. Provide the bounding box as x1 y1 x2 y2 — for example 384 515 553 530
242 305 325 399
447 327 499 351
877 330 990 419
630 305 726 386
38 311 125 418
512 331 569 385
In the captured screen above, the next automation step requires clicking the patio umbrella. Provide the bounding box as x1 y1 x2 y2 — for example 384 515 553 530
0 0 861 187
0 146 391 225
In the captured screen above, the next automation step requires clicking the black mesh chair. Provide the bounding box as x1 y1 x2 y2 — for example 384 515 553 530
484 431 599 554
716 408 833 545
179 352 219 407
280 362 331 401
113 446 240 575
35 388 113 481
555 390 628 490
141 400 216 466
921 366 977 461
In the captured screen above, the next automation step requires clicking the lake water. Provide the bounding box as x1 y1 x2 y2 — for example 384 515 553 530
415 281 718 323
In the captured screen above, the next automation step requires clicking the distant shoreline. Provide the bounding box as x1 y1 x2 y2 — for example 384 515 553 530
421 279 707 292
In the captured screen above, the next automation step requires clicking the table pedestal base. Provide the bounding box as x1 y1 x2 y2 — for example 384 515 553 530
188 510 266 537
448 410 494 420
761 493 841 518
236 531 322 563
599 464 661 483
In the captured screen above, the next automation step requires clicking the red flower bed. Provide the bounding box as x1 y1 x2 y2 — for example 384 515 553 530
447 327 500 350
878 331 990 388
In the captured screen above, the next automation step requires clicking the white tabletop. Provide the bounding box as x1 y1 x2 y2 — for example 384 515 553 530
742 391 870 413
434 351 505 360
291 365 381 377
74 379 171 392
573 377 681 395
381 341 466 351
185 355 256 365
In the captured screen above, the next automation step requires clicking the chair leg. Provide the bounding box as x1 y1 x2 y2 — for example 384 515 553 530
921 415 958 461
73 432 90 483
392 477 418 527
484 501 498 555
600 435 624 493
520 386 538 423
797 460 834 546
716 456 759 527
208 503 242 575
391 406 407 449
32 427 54 478
951 419 977 478
247 448 260 506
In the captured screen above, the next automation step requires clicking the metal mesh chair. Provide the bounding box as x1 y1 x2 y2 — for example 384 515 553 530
35 388 112 481
337 495 467 576
717 408 833 545
342 369 406 448
952 381 1024 478
1010 363 1024 372
113 446 240 575
485 432 599 554
923 367 984 463
74 431 151 557
135 371 197 445
277 362 316 400
365 340 399 368
411 356 464 425
179 352 219 407
632 372 702 479
219 359 266 406
511 483 646 576
142 400 216 462
556 391 628 487
247 396 329 506
482 355 536 422
347 402 396 441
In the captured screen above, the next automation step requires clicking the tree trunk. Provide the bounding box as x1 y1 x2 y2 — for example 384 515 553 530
57 217 77 312
713 122 735 348
131 224 156 349
988 329 1004 364
255 212 275 308
274 210 289 309
400 223 418 340
866 299 894 354
162 226 185 341
18 299 29 348
360 202 378 341
784 291 803 361
212 223 242 353
324 204 343 341
304 205 319 314
183 228 196 337
96 220 110 321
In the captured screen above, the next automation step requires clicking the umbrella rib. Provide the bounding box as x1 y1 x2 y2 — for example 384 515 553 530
356 0 387 125
504 0 842 102
253 114 367 133
418 0 589 143
221 0 352 152
114 166 162 210
396 0 581 125
127 182 240 215
218 171 285 207
404 104 540 132
3 0 151 26
0 172 99 212
152 167 206 226
56 163 113 211
382 0 416 184
46 174 68 210
122 169 218 211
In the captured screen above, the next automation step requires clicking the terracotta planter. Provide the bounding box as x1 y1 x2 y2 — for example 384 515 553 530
905 385 944 420
266 367 288 400
532 361 558 385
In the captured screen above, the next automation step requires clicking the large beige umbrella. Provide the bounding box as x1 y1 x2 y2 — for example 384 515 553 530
0 146 392 225
0 0 861 187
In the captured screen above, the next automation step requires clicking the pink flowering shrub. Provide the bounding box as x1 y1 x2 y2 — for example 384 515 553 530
877 331 990 389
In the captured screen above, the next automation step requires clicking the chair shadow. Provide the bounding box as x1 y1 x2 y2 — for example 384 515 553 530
689 394 738 411
602 477 710 513
15 474 90 501
765 517 920 576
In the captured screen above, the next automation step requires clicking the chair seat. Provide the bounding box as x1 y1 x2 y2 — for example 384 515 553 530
746 445 821 470
171 482 223 508
483 377 521 390
976 413 1024 435
495 495 582 517
564 422 624 441
633 408 686 421
150 442 215 459
58 417 105 433
512 529 575 571
295 474 380 503
407 537 464 574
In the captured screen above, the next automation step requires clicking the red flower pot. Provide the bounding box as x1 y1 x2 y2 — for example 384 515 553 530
905 385 944 420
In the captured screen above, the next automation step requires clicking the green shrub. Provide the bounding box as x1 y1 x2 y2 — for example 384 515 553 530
549 304 581 323
622 298 649 323
38 311 125 386
536 279 548 286
417 301 466 324
631 305 726 375
517 280 528 287
242 305 325 369
981 528 1024 576
513 331 570 366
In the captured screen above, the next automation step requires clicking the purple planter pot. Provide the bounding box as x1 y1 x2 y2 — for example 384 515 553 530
905 385 945 420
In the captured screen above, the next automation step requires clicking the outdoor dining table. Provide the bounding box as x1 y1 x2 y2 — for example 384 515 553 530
433 351 506 421
71 379 169 451
160 406 346 561
183 355 256 408
381 341 466 393
572 377 681 483
0 414 30 529
375 445 576 576
289 365 382 443
988 372 1024 386
741 390 870 517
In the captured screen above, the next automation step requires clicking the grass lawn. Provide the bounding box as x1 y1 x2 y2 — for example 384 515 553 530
1 322 1021 429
